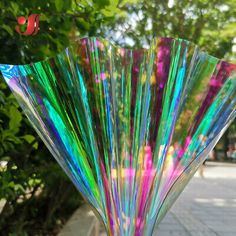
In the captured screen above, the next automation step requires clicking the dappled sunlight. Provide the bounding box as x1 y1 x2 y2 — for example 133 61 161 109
194 162 236 179
194 198 236 207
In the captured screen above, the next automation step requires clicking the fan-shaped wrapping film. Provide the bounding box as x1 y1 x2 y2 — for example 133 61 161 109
1 37 236 236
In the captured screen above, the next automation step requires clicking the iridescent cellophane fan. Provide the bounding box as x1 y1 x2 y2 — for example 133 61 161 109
1 37 236 235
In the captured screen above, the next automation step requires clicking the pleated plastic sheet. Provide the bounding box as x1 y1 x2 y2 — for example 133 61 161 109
1 37 236 236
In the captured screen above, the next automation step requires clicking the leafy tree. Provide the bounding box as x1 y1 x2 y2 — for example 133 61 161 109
0 0 133 234
105 0 236 62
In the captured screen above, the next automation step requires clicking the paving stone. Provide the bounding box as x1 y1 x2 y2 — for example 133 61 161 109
153 163 236 236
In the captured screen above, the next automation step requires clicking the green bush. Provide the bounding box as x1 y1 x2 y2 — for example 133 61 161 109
0 0 126 234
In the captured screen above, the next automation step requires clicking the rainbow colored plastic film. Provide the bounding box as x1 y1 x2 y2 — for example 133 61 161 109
1 37 236 236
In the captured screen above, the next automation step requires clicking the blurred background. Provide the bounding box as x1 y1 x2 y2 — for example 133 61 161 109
0 0 236 235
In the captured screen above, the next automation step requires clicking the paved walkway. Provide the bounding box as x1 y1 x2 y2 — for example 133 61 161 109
153 162 236 236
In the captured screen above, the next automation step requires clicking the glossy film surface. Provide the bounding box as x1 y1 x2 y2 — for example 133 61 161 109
1 37 236 236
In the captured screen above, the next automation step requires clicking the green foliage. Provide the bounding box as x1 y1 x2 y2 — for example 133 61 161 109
0 0 130 64
106 0 236 62
0 0 130 234
0 80 83 234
